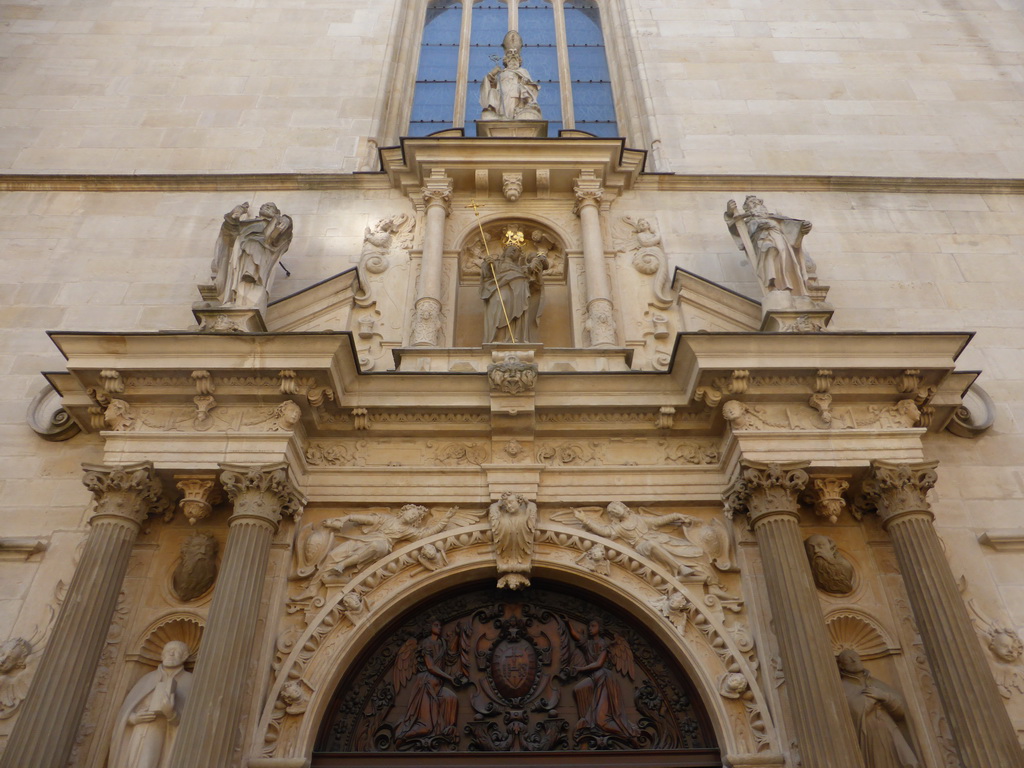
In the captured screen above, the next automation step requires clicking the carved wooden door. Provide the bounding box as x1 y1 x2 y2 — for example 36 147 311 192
313 582 722 767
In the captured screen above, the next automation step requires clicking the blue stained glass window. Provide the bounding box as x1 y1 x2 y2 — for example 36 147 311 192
565 0 617 134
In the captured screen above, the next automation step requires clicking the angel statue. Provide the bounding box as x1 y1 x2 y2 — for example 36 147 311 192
292 504 462 600
557 502 705 581
390 620 466 749
353 213 414 308
487 491 538 589
568 618 641 748
613 217 675 308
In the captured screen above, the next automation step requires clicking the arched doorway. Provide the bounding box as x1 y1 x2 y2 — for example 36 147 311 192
312 580 723 766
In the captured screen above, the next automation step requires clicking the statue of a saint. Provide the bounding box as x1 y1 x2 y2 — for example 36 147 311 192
108 640 193 768
724 195 812 297
836 649 920 768
480 31 542 122
210 201 293 313
481 243 536 343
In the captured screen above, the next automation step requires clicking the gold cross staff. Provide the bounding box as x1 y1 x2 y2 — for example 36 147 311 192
467 200 516 343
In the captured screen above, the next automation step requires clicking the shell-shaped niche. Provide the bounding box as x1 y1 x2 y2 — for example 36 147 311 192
826 610 897 660
136 614 205 669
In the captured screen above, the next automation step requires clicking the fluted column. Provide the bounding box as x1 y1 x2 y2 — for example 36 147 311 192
412 169 453 346
0 462 170 768
724 461 864 768
863 460 1024 768
167 463 304 768
573 171 617 347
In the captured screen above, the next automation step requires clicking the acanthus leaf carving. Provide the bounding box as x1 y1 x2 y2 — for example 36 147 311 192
488 492 538 590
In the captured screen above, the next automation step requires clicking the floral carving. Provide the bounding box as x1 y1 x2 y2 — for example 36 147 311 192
722 461 809 522
305 441 368 467
82 461 172 526
537 441 604 466
219 464 303 525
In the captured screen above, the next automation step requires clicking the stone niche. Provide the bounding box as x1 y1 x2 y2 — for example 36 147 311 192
453 220 572 348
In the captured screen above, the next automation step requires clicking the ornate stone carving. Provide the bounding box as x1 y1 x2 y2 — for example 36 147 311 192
421 177 453 214
479 31 542 122
354 214 414 308
805 534 855 595
502 172 523 202
559 502 706 581
858 460 938 524
946 382 996 438
171 533 219 602
0 638 32 720
104 398 136 431
82 461 172 526
207 202 293 314
826 611 897 660
487 353 538 395
26 382 80 441
219 463 303 526
488 492 538 589
613 216 675 307
724 195 814 299
575 542 612 575
174 476 221 526
303 441 366 467
428 441 488 466
836 649 920 768
694 370 750 409
808 476 849 523
583 298 617 347
536 441 604 466
291 505 464 601
411 297 442 347
722 461 809 522
108 641 193 768
663 440 720 466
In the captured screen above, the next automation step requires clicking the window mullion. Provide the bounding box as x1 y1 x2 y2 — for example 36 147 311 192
509 0 518 34
453 1 474 128
552 0 573 130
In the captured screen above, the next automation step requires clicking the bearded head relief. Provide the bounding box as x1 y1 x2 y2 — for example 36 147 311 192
804 534 855 595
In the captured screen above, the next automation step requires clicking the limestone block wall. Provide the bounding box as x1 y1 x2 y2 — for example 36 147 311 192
0 0 1022 177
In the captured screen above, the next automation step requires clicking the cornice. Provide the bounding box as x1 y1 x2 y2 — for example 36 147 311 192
2 171 1022 195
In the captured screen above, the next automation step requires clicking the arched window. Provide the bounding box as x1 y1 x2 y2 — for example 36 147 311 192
408 0 618 137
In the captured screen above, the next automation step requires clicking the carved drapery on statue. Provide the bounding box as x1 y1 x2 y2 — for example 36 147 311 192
316 585 717 755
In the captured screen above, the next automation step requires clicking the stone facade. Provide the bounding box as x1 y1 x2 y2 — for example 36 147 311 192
1 1 1024 767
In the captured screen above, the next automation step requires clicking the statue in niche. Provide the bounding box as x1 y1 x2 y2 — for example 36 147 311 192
0 637 31 720
209 202 293 313
804 534 855 595
108 640 193 768
481 233 546 343
836 649 920 768
567 618 641 748
724 195 812 297
488 491 538 590
292 504 461 600
480 31 542 122
171 532 218 602
559 502 705 581
392 619 464 748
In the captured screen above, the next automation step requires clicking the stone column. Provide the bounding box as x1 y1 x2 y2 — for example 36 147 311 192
412 169 453 346
724 461 865 768
0 462 170 768
573 170 617 347
167 463 303 768
863 460 1024 768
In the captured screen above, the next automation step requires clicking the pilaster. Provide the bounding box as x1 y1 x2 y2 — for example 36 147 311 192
167 463 304 768
862 460 1024 768
724 461 865 768
0 462 170 768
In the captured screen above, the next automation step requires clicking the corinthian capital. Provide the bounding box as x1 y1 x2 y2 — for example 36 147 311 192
219 463 304 526
82 461 172 526
573 171 604 214
859 460 938 526
723 460 810 524
421 171 453 214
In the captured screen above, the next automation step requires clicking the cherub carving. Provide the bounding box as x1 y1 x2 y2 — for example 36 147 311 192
612 216 675 307
555 502 705 581
292 505 465 600
567 618 641 748
0 637 32 720
354 213 414 308
488 492 538 590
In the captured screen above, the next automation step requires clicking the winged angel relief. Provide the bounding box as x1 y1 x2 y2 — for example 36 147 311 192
353 214 415 309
